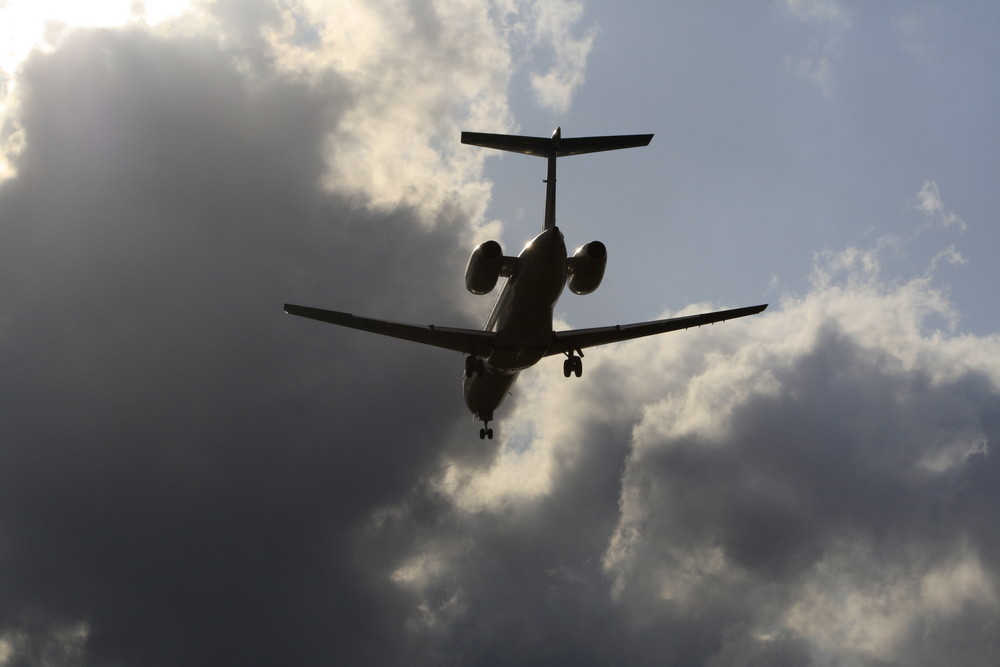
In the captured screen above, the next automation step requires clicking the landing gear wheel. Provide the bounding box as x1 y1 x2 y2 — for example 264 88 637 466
480 428 486 440
564 353 583 378
487 428 494 439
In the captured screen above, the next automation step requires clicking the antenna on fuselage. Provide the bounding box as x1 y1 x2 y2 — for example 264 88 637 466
460 128 654 232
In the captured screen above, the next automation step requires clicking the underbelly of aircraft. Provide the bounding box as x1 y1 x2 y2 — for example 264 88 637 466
486 345 547 372
463 370 519 421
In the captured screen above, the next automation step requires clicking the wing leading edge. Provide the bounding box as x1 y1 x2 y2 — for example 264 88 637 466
283 304 496 357
547 304 768 356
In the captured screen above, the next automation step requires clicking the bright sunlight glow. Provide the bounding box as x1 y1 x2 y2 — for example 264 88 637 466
0 0 195 180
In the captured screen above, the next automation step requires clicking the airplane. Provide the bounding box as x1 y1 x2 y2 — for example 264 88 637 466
285 128 767 439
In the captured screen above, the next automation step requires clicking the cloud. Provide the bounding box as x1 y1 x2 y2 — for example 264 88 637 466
0 1 563 662
1 3 998 666
0 0 195 181
783 0 850 26
781 0 852 97
244 0 517 222
915 180 967 231
526 0 596 115
389 228 1000 664
0 21 485 663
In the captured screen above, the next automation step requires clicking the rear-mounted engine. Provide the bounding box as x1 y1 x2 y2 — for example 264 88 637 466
464 240 504 294
567 241 607 295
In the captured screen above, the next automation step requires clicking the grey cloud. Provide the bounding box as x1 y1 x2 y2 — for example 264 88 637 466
373 264 1000 666
600 324 1000 665
376 319 1000 666
0 26 477 666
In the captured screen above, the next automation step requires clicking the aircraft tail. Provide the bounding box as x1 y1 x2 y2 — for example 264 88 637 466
462 127 653 231
460 129 653 158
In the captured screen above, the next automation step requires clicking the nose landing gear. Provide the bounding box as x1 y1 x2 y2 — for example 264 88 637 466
479 419 494 440
465 355 486 378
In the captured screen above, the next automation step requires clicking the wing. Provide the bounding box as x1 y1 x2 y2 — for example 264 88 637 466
546 304 767 356
284 304 496 356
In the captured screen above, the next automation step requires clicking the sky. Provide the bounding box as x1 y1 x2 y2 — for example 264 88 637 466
0 1 998 665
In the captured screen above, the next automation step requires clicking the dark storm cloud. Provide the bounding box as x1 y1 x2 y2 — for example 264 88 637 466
0 26 480 665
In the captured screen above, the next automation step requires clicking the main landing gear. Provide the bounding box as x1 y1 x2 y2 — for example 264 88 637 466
563 351 583 378
479 419 494 440
465 355 486 378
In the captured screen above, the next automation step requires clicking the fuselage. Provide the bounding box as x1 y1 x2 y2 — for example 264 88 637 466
463 226 567 421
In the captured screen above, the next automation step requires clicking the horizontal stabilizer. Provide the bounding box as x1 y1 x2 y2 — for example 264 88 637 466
461 131 653 158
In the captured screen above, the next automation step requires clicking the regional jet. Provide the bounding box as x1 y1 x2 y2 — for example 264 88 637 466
285 128 766 439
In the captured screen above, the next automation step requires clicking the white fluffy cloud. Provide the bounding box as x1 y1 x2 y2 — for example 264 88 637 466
1 0 595 222
253 0 515 221
526 0 596 115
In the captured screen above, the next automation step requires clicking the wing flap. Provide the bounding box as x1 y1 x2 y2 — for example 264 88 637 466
284 304 495 356
547 304 767 356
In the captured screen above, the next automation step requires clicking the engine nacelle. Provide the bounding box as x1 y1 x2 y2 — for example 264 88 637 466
465 240 504 294
567 240 607 295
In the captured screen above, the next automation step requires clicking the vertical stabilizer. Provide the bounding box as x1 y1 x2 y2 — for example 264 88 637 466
544 127 560 230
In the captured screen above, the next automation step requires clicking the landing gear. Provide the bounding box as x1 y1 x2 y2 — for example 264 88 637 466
562 351 583 378
465 355 486 378
479 419 494 440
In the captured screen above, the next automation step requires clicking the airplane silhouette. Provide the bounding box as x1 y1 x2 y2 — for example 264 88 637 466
285 128 766 439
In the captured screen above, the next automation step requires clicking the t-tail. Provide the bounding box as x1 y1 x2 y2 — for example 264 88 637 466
461 128 653 231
